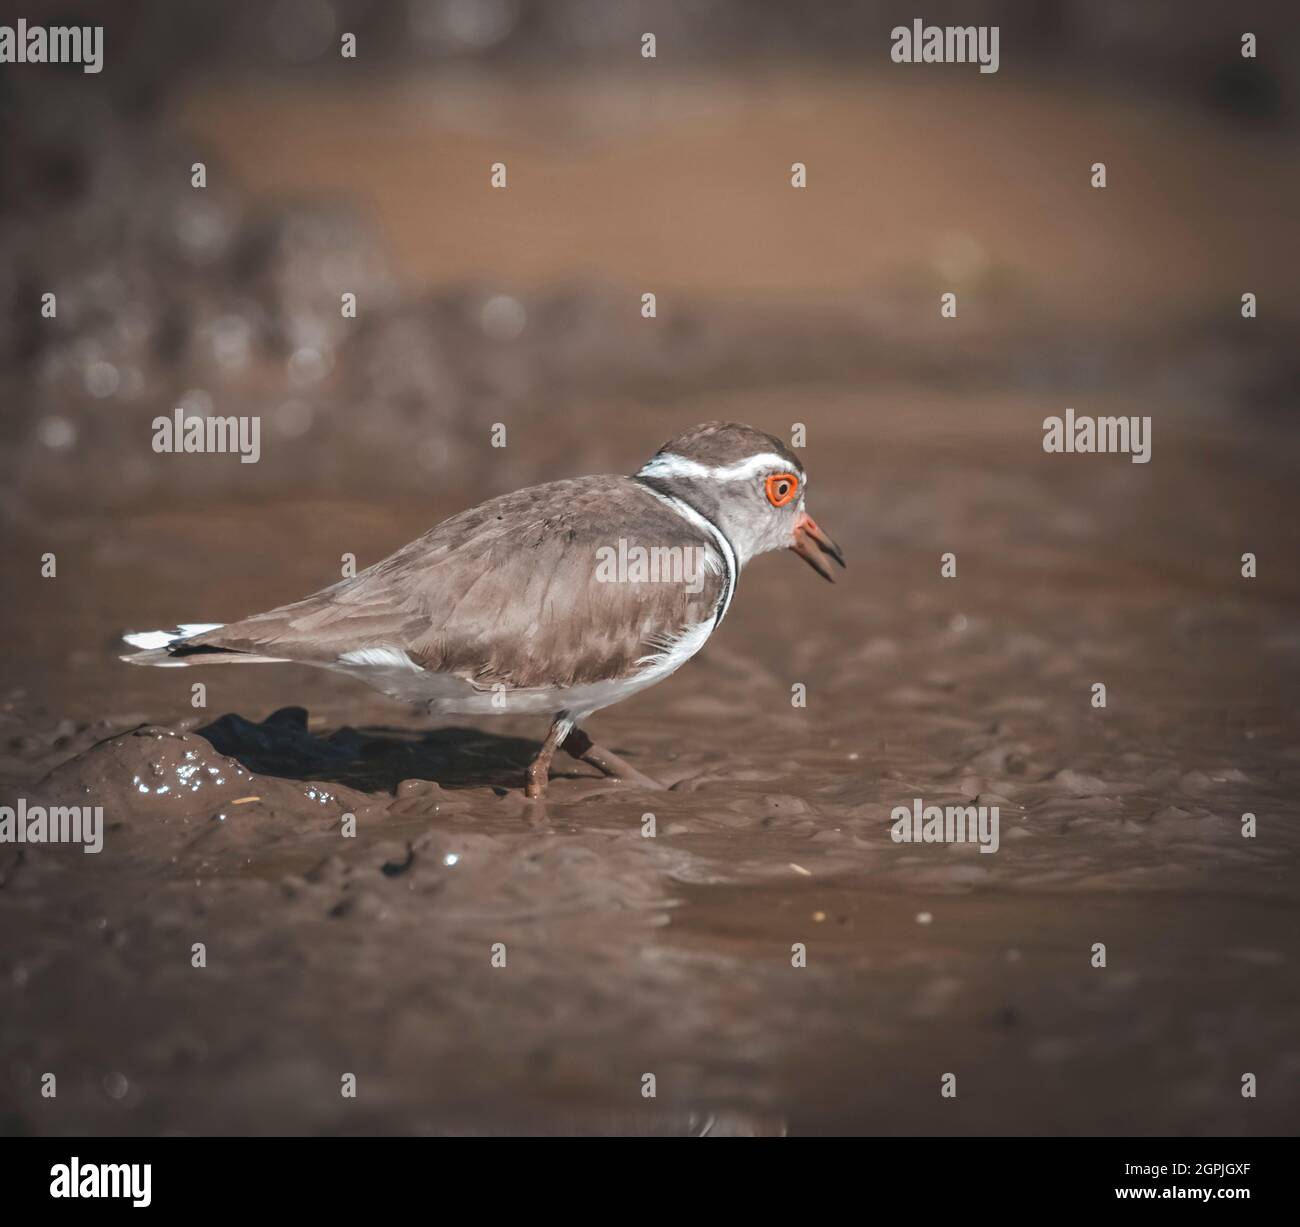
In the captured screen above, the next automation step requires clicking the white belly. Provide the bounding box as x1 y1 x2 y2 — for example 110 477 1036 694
334 618 715 720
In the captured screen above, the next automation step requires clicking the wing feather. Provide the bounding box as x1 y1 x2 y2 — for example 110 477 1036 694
183 476 726 689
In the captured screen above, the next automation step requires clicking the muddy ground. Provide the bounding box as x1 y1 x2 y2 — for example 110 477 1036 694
1 60 1298 1135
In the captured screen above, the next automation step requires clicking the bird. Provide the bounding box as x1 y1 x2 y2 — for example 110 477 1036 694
122 422 844 798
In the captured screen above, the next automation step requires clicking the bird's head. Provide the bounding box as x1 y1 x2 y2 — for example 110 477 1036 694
636 422 845 580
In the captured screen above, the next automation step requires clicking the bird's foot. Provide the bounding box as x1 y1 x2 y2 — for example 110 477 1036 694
524 765 549 800
524 715 569 800
562 727 665 790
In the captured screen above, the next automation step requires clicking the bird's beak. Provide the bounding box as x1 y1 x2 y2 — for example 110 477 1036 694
790 511 846 582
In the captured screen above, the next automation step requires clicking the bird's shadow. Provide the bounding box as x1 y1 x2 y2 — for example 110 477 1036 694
197 706 540 794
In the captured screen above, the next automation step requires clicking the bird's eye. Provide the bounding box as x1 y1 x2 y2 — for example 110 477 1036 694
765 473 799 508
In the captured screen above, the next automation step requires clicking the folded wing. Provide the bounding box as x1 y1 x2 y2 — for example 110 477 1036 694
180 476 727 690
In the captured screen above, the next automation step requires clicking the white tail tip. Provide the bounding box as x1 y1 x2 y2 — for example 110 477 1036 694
122 623 224 651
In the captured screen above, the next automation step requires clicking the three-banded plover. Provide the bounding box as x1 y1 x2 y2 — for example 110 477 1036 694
123 422 844 798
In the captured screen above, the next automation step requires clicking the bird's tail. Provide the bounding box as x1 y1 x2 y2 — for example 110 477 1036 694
120 624 283 667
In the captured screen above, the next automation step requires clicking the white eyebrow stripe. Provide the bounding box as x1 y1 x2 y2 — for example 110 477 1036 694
636 452 799 483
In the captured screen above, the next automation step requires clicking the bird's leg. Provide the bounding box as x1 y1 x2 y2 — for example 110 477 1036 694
561 725 664 789
525 713 574 800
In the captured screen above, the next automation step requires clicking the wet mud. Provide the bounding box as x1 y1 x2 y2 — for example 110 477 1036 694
4 397 1297 1135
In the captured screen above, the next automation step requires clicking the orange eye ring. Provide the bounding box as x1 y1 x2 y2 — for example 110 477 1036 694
765 472 799 508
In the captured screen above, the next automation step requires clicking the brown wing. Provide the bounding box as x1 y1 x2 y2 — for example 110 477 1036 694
184 476 728 689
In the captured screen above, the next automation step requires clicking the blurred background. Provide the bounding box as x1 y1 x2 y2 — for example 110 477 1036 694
1 1 1298 1136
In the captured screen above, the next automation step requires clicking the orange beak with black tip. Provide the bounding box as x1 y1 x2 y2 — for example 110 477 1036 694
790 511 845 582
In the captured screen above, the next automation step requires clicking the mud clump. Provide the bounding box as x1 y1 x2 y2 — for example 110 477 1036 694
33 716 368 832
